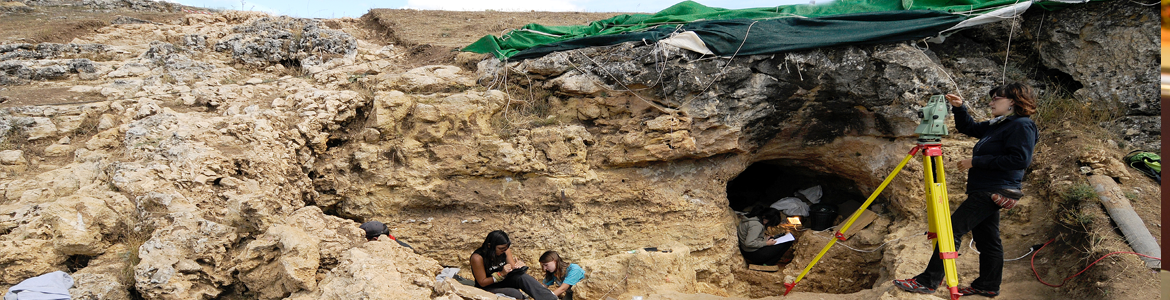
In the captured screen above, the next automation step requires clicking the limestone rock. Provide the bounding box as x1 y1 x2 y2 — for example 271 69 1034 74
0 240 64 284
70 244 132 300
235 224 321 300
1079 149 1132 181
1110 116 1161 152
545 70 606 96
107 62 151 78
1032 0 1159 116
283 206 365 268
0 150 24 165
26 117 58 140
386 65 476 93
141 42 214 83
214 16 357 67
134 213 238 300
43 195 124 256
287 239 439 300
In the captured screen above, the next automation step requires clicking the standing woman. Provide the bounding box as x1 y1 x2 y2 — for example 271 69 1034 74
470 230 557 300
894 82 1039 298
539 251 585 299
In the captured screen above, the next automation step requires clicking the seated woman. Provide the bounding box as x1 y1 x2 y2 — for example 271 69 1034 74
470 230 557 300
737 206 794 265
539 251 585 300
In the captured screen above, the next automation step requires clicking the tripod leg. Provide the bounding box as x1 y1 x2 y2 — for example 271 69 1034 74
783 150 920 295
925 155 961 300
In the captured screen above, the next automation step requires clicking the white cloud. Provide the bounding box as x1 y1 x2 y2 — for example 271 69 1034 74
403 0 582 11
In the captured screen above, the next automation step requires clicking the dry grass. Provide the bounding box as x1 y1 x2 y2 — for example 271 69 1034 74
1032 87 1122 132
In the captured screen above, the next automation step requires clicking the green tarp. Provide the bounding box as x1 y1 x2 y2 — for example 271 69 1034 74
462 0 1099 60
509 10 964 60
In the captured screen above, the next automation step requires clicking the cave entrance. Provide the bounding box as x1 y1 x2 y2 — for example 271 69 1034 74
727 160 868 212
726 159 883 294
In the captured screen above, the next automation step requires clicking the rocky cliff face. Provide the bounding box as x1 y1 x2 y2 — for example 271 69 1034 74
0 1 1158 299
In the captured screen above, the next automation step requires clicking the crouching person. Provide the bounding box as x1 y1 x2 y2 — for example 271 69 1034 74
539 251 585 299
471 230 557 300
738 206 794 266
360 221 413 249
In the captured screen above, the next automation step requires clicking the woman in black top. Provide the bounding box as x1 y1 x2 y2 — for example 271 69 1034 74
470 230 557 300
894 82 1039 298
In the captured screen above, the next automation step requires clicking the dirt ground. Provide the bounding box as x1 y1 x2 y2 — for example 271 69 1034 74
0 5 185 44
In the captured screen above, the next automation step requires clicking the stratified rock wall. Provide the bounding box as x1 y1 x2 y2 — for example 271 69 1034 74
0 0 1157 299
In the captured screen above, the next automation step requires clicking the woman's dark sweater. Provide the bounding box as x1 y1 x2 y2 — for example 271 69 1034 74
952 105 1039 193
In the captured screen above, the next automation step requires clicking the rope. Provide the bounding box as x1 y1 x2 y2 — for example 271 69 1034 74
1128 0 1159 6
1000 0 1021 84
1030 238 1162 287
967 239 1036 261
910 41 962 96
678 20 758 108
597 256 632 300
838 234 914 253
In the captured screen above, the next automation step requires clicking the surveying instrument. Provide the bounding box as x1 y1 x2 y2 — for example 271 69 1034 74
782 95 963 300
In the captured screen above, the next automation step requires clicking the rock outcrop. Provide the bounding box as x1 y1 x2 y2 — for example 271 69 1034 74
214 16 357 68
0 1 1158 299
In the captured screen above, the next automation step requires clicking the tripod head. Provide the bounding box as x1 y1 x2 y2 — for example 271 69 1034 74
914 95 950 143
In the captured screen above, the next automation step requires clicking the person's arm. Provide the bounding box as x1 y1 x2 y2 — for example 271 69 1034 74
951 104 990 138
946 94 989 138
552 264 585 296
504 248 526 270
971 121 1038 170
740 221 771 249
470 254 495 287
552 283 571 296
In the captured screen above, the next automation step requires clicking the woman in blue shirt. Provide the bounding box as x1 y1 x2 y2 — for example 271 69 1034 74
539 251 585 300
894 82 1039 298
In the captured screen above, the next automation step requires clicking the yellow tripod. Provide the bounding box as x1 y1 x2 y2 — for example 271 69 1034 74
783 140 962 300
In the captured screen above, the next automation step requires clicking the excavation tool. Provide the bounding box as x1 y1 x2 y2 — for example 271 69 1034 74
783 95 963 300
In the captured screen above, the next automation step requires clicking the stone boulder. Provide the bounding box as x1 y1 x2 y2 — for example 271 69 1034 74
1110 116 1160 152
382 65 477 93
1031 1 1159 116
235 224 321 300
233 206 363 299
70 244 132 300
0 43 109 61
287 239 440 300
214 16 357 67
140 41 214 82
134 213 238 300
0 240 63 284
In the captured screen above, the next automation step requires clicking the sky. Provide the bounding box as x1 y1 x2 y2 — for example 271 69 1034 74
167 0 827 19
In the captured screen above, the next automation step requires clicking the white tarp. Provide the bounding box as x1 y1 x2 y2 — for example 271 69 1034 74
3 271 72 300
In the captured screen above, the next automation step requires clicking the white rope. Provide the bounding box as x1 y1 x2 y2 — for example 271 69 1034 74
679 20 758 108
838 234 915 253
568 50 676 113
514 29 562 37
968 239 1036 261
911 40 962 97
1001 0 1022 84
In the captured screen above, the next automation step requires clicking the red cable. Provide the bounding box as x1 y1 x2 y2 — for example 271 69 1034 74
1030 238 1162 287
